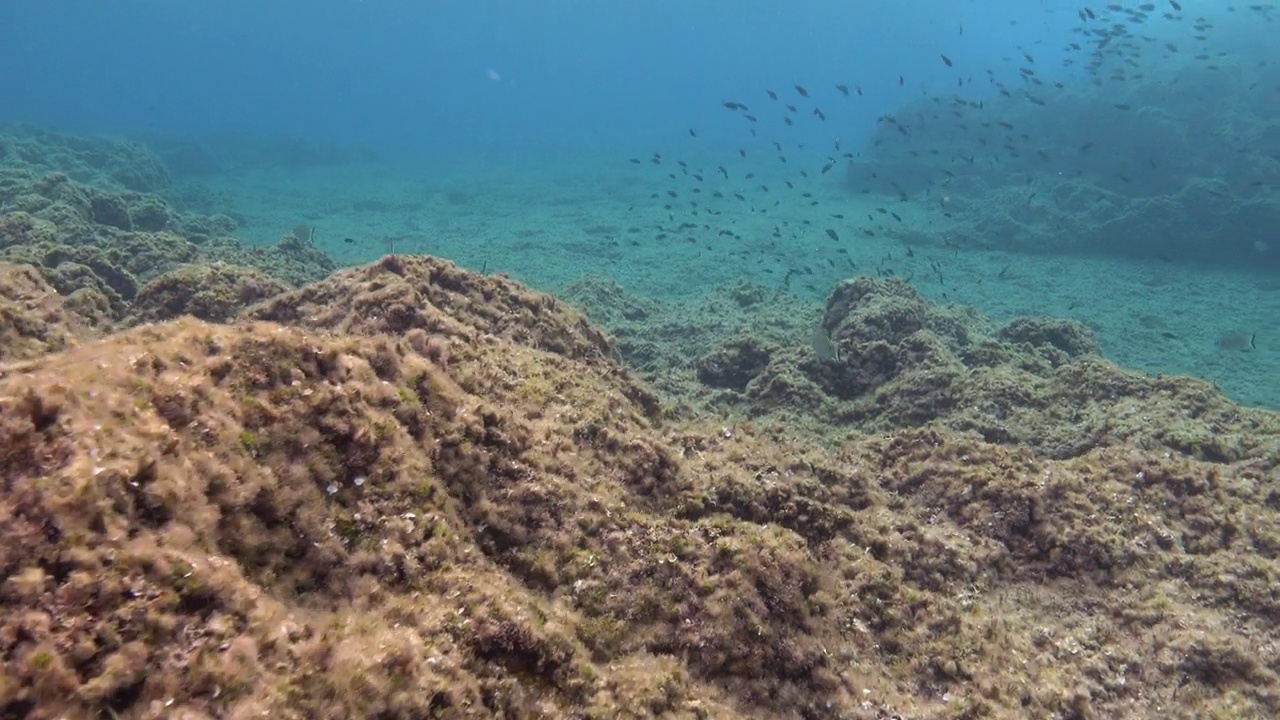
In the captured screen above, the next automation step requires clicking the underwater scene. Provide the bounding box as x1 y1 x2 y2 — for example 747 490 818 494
0 1 1278 718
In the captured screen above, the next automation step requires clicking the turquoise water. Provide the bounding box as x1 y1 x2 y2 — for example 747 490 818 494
0 1 1276 406
189 157 1280 408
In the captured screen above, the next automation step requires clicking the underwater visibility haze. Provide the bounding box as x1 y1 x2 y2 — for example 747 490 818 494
0 1 1279 718
0 0 1276 403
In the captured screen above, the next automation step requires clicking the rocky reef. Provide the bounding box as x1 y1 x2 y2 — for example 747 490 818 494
846 61 1280 270
0 123 172 194
2 127 1280 720
688 276 1279 463
2 246 1280 718
0 166 334 331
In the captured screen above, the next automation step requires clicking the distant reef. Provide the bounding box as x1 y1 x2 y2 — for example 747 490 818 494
143 130 381 178
0 123 171 194
849 62 1280 269
2 125 1280 719
0 141 336 332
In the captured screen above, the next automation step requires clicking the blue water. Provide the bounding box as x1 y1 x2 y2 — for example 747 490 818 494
0 0 1277 407
0 1 1090 162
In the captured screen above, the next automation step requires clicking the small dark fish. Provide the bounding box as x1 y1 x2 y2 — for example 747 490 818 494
856 85 864 96
898 75 905 86
941 54 953 67
813 107 826 120
825 228 840 241
836 83 849 95
342 237 355 244
1114 103 1131 110
1169 0 1181 9
629 158 641 164
795 83 809 97
739 148 747 158
689 128 697 137
1217 331 1256 351
766 89 778 100
722 101 744 111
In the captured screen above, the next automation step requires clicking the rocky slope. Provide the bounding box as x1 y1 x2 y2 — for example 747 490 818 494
1 126 1279 719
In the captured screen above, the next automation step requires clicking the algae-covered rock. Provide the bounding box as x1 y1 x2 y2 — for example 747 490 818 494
3 124 1280 720
0 263 89 361
0 162 333 319
696 337 773 392
1 255 1279 719
0 123 171 192
130 263 289 324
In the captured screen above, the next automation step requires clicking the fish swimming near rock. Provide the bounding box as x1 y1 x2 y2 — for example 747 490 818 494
811 325 840 362
1217 331 1256 351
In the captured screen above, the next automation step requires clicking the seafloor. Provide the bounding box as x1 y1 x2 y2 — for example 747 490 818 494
1 125 1279 720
